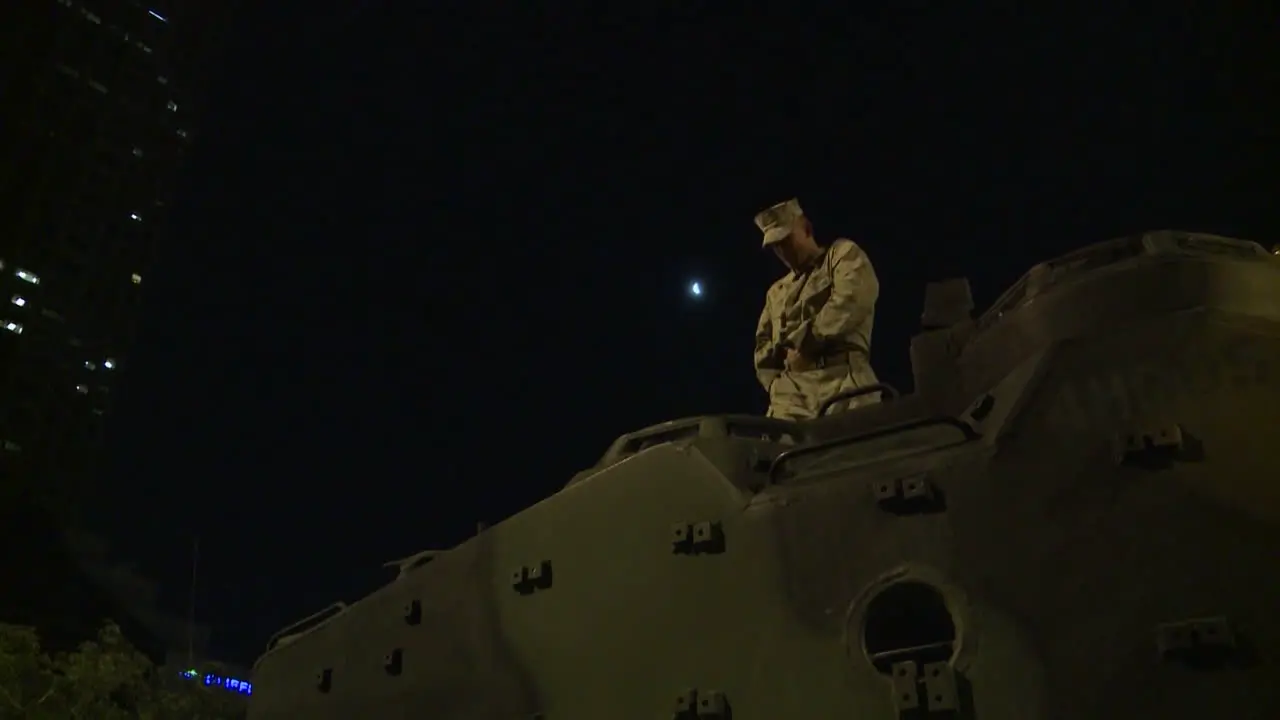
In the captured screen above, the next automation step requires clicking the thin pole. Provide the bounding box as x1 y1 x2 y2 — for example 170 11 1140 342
186 535 199 667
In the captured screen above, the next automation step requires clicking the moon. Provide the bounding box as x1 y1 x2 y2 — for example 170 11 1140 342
688 280 703 298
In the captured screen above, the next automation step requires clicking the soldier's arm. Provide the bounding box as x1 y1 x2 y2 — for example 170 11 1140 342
753 301 783 391
786 239 878 356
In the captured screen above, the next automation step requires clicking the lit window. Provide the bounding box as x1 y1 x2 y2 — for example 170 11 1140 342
75 384 89 394
176 129 188 138
89 80 108 94
130 213 142 221
15 269 39 284
138 42 152 53
131 273 142 284
3 321 22 334
133 147 143 157
84 11 101 24
148 9 168 22
85 361 97 370
167 100 178 112
158 76 168 85
10 296 25 307
104 358 116 370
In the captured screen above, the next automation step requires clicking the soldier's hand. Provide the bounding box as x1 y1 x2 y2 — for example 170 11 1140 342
785 348 814 372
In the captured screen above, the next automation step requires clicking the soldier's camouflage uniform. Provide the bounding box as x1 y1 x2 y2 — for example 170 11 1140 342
753 199 881 421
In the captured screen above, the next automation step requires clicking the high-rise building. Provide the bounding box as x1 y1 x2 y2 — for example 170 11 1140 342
0 0 228 647
0 0 213 505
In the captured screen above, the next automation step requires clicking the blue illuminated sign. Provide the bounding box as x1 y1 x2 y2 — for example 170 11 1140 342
179 668 253 695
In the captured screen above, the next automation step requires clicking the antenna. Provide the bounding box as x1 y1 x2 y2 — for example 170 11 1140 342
186 535 199 667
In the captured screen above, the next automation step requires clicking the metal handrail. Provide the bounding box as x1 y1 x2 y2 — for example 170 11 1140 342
264 602 348 652
769 415 980 483
818 382 900 417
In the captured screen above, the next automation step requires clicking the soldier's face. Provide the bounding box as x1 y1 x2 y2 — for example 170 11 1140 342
771 219 814 269
771 236 803 269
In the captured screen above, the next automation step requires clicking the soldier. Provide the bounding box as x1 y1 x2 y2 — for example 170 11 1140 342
753 198 881 421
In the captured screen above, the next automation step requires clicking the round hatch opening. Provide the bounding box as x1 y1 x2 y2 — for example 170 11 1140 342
862 580 957 674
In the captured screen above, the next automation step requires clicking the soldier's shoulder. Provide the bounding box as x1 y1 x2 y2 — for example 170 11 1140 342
828 239 877 279
829 237 870 261
830 237 863 253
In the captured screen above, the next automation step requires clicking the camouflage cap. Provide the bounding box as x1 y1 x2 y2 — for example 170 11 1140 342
754 198 804 247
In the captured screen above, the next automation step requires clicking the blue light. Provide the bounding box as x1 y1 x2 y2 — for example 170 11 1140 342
148 9 168 22
689 281 702 297
180 669 252 695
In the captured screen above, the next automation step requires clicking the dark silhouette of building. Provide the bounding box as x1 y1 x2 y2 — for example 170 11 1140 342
0 0 230 652
0 1 209 503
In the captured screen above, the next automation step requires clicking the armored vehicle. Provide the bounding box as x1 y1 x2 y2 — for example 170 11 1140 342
248 231 1280 719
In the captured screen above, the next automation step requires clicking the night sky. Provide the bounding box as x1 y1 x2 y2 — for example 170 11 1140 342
92 5 1277 663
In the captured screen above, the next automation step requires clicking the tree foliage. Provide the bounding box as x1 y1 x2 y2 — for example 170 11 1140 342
0 621 245 719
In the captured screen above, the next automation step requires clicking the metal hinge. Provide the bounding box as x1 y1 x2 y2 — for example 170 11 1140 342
890 660 960 715
510 560 554 595
383 648 403 676
403 598 422 625
672 688 729 718
1113 424 1201 468
315 667 333 693
872 474 946 515
670 521 726 555
1156 616 1239 669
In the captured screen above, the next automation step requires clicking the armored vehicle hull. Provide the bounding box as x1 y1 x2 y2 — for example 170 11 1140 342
248 231 1280 719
